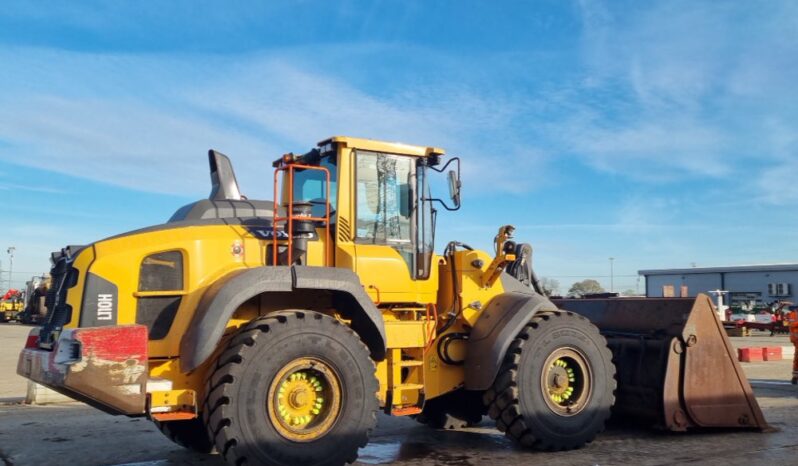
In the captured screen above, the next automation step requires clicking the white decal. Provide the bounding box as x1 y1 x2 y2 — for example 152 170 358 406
97 294 114 320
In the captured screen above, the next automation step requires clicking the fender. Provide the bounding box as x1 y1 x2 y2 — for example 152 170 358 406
464 289 558 390
180 265 386 372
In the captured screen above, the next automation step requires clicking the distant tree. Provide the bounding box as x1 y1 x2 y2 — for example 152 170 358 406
568 279 605 297
539 277 560 297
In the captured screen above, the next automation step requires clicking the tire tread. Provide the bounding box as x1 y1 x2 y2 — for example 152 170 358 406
484 310 617 451
204 311 378 466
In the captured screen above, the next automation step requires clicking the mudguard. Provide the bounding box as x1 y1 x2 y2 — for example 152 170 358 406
180 265 386 372
464 290 557 390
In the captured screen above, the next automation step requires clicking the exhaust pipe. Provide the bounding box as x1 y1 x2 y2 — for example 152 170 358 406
208 150 242 201
552 294 771 432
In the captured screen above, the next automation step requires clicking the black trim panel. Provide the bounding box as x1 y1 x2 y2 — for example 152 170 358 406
80 273 119 327
180 265 386 372
464 289 556 390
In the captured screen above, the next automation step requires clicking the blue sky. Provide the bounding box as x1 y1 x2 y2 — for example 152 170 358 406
0 1 796 294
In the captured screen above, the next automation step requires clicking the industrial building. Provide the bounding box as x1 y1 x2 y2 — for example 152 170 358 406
639 264 798 307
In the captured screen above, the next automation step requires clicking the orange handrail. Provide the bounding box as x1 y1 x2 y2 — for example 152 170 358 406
368 285 381 305
272 163 331 266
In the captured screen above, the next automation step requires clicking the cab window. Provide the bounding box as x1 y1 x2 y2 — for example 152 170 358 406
292 156 338 219
355 152 413 243
355 151 415 274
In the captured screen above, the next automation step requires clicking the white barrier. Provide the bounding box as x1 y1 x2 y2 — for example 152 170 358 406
25 381 74 404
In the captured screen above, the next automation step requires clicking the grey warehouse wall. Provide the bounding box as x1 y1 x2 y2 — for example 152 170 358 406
645 270 797 301
646 273 722 297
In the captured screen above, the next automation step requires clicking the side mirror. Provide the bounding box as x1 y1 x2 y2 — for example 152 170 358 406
447 170 460 208
426 156 462 211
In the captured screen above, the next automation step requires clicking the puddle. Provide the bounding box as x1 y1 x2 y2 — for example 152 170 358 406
358 442 403 464
111 461 171 466
749 379 794 386
358 440 481 465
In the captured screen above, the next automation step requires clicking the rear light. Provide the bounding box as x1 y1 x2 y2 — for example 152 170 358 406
24 335 39 349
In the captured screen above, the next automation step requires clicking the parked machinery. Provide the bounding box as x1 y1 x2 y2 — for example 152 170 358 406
19 275 50 325
1 289 23 322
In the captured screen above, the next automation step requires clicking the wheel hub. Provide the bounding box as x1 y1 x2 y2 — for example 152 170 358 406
552 371 567 389
267 358 342 441
540 348 592 416
288 388 309 409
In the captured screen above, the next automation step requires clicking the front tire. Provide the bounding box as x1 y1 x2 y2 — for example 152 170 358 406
483 310 616 451
204 311 379 466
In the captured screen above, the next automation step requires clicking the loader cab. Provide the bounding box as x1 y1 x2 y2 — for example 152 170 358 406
278 136 458 304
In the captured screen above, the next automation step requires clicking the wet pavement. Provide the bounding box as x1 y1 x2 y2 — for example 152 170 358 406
0 326 796 465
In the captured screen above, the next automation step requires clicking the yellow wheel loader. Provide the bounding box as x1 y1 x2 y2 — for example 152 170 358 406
1 290 24 322
18 137 768 466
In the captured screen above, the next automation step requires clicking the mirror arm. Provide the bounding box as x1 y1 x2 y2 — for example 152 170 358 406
424 197 460 211
426 156 461 211
428 156 460 174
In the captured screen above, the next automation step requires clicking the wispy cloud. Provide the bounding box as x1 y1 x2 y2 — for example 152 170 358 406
0 182 66 194
0 48 549 198
3 0 796 202
753 119 798 204
0 90 279 197
568 0 798 190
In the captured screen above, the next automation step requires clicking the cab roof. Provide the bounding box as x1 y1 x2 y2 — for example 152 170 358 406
319 136 445 157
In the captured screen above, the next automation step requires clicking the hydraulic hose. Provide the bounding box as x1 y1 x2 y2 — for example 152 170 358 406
438 241 473 335
437 332 469 366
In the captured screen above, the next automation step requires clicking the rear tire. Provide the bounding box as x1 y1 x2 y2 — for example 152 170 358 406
203 311 379 466
154 417 214 453
416 389 485 429
483 310 616 451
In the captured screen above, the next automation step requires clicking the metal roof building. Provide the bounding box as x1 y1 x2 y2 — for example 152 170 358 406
639 264 798 306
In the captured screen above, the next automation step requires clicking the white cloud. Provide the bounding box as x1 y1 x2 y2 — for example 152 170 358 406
182 58 548 194
0 182 65 194
0 48 547 199
1 2 796 205
754 119 798 204
570 0 798 190
560 114 730 179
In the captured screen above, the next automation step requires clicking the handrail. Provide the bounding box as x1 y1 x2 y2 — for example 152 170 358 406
272 163 331 266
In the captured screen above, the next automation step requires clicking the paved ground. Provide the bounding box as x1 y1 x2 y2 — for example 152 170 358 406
726 332 792 350
0 325 796 466
0 323 31 402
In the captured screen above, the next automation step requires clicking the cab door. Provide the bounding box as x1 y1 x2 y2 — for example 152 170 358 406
352 150 419 302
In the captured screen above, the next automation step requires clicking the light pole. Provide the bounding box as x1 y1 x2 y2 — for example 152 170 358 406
609 257 615 293
7 247 15 290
